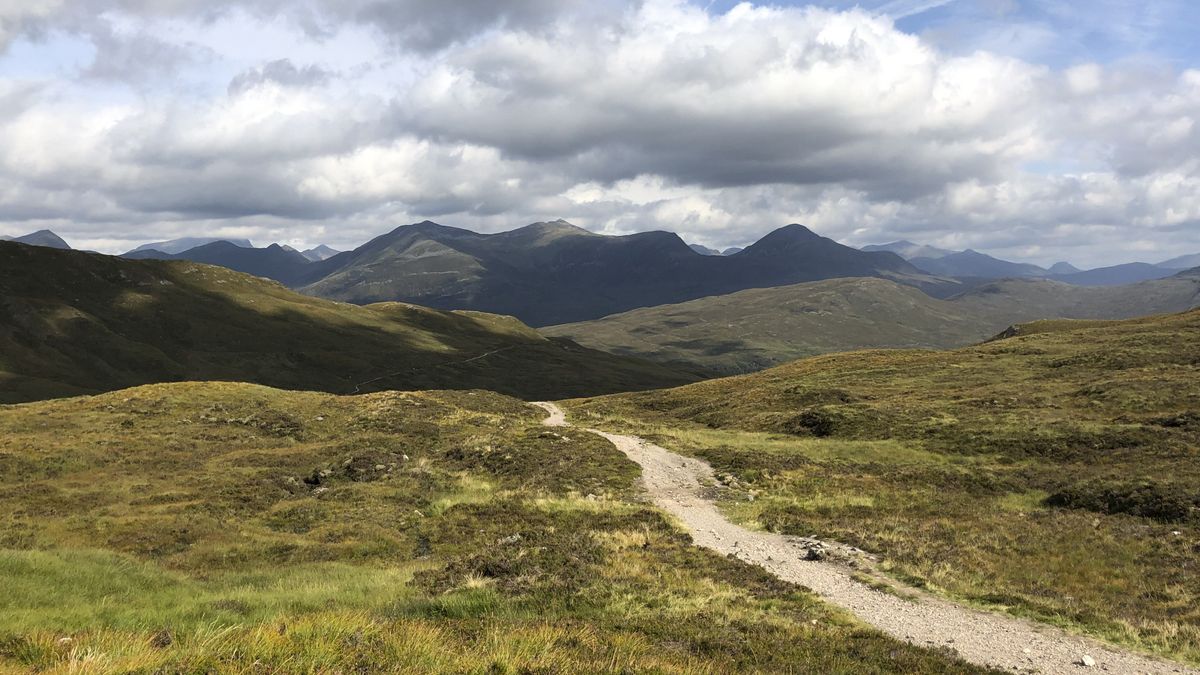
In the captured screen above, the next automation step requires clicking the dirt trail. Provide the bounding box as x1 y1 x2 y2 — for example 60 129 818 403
531 402 1196 675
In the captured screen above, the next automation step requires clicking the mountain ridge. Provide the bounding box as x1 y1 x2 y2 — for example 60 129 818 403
0 240 699 403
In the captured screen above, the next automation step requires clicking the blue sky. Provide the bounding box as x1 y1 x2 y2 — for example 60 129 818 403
0 0 1196 267
702 0 1200 67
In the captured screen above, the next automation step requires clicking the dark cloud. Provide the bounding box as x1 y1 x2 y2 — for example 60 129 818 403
228 59 333 95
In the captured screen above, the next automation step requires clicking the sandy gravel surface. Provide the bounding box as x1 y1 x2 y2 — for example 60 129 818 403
532 402 1197 675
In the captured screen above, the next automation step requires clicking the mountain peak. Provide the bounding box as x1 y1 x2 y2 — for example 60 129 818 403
9 229 71 250
745 224 824 251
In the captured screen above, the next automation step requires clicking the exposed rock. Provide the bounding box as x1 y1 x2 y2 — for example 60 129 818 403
1079 654 1096 667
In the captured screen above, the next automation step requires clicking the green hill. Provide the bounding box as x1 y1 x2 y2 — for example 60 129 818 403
0 381 978 673
0 241 699 403
569 309 1200 662
544 275 1200 374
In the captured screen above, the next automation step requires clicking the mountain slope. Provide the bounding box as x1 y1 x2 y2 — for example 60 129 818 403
1051 262 1179 286
301 244 340 261
126 237 253 255
2 229 71 249
910 249 1047 278
124 240 314 285
862 240 957 260
570 309 1200 663
544 275 1200 373
0 241 698 403
1160 253 1200 269
299 220 934 326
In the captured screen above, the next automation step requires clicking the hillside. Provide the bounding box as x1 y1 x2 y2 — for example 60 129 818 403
911 249 1047 278
569 309 1200 662
297 220 940 326
545 274 1200 373
0 241 698 403
124 240 314 285
1050 262 1178 286
0 381 981 673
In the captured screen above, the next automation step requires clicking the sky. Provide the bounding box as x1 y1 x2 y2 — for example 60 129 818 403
0 0 1197 267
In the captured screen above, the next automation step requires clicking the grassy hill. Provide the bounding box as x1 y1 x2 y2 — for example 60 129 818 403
0 241 699 403
545 274 1200 374
568 309 1200 662
0 381 980 673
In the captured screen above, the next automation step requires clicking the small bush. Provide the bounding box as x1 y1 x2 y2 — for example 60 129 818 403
1045 479 1199 523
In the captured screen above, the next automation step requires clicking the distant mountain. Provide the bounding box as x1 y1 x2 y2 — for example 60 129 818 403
124 241 313 285
0 241 698 404
721 247 744 255
301 244 340 261
2 230 71 250
862 240 957 260
545 274 1200 374
1050 262 1177 287
297 220 933 326
1159 253 1200 270
1048 261 1082 275
126 237 253 255
688 243 722 256
910 249 1047 278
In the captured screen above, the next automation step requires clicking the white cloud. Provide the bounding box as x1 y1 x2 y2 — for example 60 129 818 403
0 0 1197 268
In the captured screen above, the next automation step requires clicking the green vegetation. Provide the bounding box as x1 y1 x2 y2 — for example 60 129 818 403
568 309 1200 662
0 241 698 404
0 381 980 673
544 275 1200 374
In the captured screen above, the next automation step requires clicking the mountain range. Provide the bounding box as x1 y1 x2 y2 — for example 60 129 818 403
0 240 697 404
290 220 940 326
863 238 1188 285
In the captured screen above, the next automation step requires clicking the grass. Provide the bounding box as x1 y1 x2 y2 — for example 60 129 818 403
0 241 698 404
0 381 983 673
543 275 1200 374
568 309 1200 664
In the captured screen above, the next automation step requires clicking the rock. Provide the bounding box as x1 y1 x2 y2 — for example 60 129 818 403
804 546 826 561
314 416 324 421
312 487 329 497
57 637 73 646
1079 654 1096 667
374 464 386 471
150 629 173 649
497 533 522 545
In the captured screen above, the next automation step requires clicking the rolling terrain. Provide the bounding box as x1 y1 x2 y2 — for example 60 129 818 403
0 241 698 403
545 272 1200 373
568 309 1200 664
0 381 981 673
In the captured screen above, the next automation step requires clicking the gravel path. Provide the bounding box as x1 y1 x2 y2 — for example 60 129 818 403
532 402 1197 675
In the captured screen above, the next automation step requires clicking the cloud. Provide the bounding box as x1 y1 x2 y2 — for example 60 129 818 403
0 0 1197 268
227 59 333 94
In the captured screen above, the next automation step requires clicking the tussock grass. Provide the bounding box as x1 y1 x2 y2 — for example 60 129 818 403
570 309 1200 663
0 381 981 673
